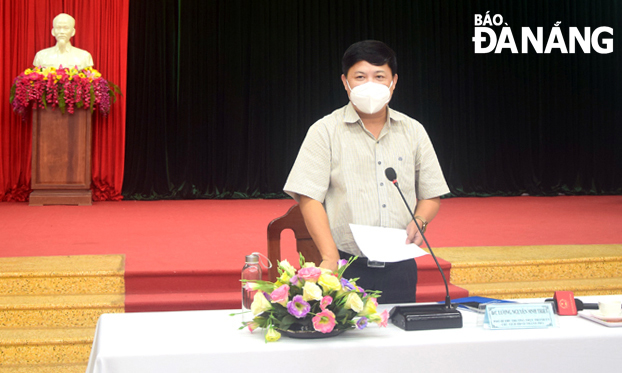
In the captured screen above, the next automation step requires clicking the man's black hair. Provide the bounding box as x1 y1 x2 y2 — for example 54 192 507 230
342 40 397 76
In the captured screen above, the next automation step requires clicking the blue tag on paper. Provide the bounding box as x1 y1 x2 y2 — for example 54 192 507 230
483 303 557 330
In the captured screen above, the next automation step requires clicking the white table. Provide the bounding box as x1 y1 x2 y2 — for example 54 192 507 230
86 295 622 373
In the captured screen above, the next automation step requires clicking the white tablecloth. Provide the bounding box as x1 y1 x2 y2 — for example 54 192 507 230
86 295 622 373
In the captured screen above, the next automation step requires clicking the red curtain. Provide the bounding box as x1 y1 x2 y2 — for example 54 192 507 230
0 0 128 202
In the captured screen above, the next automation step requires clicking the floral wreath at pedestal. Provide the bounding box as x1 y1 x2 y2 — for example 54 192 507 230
9 66 121 118
240 254 389 342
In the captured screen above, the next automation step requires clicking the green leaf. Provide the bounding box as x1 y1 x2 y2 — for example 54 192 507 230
58 93 66 114
253 315 269 328
338 255 358 278
240 279 275 293
9 84 16 104
335 307 350 318
107 80 122 104
278 314 297 331
299 252 306 268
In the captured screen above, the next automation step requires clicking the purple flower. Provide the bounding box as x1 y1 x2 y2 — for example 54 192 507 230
338 259 348 268
341 278 356 291
357 286 368 297
287 295 310 319
290 275 299 286
356 317 368 330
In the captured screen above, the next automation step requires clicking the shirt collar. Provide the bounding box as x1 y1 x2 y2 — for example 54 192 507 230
344 102 361 124
344 101 405 125
387 106 406 123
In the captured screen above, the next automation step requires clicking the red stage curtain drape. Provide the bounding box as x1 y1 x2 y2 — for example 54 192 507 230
0 0 128 202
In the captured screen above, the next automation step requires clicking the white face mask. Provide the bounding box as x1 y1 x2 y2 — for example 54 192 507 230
347 80 393 114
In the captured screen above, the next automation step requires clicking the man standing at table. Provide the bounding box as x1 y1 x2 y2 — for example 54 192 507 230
284 40 449 304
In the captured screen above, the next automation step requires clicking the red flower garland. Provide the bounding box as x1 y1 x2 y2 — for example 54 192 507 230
9 66 120 118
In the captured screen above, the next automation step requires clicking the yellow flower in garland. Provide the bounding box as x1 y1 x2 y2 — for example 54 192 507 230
41 67 57 80
84 66 101 78
318 273 341 293
277 271 291 285
265 326 281 342
357 297 378 317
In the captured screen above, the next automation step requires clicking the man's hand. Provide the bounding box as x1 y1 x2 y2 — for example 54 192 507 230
405 219 424 246
405 197 441 246
299 195 340 273
319 259 339 273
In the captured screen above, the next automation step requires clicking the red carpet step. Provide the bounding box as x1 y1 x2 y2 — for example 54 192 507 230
125 254 466 311
415 255 469 302
125 270 241 311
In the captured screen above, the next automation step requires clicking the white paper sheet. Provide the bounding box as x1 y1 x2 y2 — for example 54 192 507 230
349 224 430 262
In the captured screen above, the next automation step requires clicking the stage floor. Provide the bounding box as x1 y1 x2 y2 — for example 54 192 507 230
2 196 621 274
1 196 621 310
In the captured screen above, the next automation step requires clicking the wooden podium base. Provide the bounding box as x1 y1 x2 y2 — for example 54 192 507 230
29 190 93 206
29 108 93 206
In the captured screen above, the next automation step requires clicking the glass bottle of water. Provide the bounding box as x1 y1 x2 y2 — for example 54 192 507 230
241 254 261 311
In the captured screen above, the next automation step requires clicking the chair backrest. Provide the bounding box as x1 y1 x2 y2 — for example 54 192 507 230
267 204 322 281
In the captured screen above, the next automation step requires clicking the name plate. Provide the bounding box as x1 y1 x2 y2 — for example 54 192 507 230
483 303 557 330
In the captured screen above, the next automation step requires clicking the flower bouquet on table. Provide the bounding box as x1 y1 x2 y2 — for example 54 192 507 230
240 254 389 342
9 66 121 118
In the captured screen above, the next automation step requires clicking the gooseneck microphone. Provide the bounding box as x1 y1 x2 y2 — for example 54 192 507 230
384 167 451 308
385 167 462 330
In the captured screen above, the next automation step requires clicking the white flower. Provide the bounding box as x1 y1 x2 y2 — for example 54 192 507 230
344 292 364 313
250 292 272 316
302 281 323 302
278 260 296 277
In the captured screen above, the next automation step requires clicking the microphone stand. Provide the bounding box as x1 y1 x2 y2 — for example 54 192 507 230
385 168 463 331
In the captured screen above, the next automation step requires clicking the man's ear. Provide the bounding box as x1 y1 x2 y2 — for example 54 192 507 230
70 28 76 38
390 74 398 93
341 74 350 92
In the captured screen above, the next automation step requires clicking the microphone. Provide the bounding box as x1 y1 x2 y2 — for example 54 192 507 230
384 167 463 331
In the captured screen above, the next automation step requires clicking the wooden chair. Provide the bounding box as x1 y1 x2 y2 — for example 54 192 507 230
267 204 322 281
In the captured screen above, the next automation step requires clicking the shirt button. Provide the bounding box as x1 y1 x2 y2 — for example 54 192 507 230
380 182 384 186
378 161 382 165
382 204 386 208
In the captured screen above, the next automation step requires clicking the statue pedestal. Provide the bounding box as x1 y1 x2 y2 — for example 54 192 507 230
29 108 92 206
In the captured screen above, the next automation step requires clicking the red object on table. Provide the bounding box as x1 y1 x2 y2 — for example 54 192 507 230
554 291 578 316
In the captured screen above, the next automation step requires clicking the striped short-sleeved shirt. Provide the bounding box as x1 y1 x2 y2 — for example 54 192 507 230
284 102 449 257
